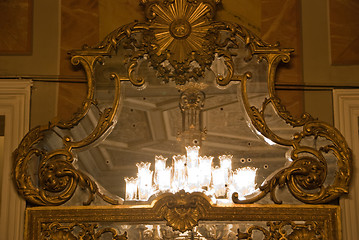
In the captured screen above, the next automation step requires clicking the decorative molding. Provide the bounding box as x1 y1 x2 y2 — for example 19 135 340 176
25 192 341 239
0 79 31 240
333 89 359 240
41 222 127 240
0 0 33 55
14 0 352 207
237 221 324 239
154 190 212 232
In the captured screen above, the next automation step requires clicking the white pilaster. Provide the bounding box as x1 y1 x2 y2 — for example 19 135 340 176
333 89 359 240
0 80 31 240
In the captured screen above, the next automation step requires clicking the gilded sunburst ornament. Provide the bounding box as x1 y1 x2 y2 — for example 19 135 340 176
149 0 215 62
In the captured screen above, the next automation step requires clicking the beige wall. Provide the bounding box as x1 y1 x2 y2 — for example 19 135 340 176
0 0 60 127
0 0 60 75
301 0 359 124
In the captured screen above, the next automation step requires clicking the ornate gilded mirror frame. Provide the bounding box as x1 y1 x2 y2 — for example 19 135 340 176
26 191 341 239
14 0 351 239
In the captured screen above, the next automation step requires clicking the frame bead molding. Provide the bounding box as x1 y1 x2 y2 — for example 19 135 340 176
25 192 341 239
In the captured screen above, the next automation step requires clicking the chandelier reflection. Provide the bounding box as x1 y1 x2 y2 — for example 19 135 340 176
124 83 257 202
125 147 257 202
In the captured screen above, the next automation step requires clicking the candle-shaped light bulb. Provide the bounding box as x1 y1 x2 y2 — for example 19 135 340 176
232 167 257 199
157 167 172 191
199 156 213 188
155 155 167 171
136 162 153 200
172 155 187 191
212 166 226 197
185 146 200 168
186 146 200 191
219 155 233 184
219 155 232 171
124 177 138 201
155 155 168 189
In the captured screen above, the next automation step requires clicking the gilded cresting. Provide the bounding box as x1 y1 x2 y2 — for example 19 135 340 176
14 0 350 239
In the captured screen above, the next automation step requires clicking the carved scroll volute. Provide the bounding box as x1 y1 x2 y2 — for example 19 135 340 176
13 57 123 206
153 191 212 232
13 0 352 208
231 48 352 204
41 222 128 240
237 221 324 240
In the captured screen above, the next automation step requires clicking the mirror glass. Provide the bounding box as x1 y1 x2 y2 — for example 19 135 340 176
24 29 340 206
70 35 306 204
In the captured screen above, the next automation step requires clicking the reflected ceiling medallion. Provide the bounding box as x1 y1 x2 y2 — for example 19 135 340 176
147 0 215 62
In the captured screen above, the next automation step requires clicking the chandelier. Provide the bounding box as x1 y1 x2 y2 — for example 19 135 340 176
124 83 257 202
125 147 257 202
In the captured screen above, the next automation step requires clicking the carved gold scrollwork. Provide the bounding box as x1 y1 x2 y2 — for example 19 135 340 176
154 190 212 232
14 135 119 206
215 50 234 86
231 45 352 204
138 0 219 84
13 0 352 208
56 56 99 129
13 69 123 206
27 204 339 239
41 222 127 240
237 221 323 240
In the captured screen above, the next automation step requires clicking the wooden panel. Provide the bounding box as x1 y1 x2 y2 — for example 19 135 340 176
60 0 99 75
262 0 302 84
262 0 304 118
329 0 359 65
57 82 87 121
0 0 33 55
58 0 99 121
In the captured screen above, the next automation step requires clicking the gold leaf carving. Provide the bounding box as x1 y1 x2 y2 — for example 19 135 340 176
13 73 123 206
154 190 211 232
41 222 127 240
237 221 323 240
232 61 352 204
13 0 352 208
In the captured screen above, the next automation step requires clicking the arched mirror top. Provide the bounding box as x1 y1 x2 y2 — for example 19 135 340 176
14 0 351 209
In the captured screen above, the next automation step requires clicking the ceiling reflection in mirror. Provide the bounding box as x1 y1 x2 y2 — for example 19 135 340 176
66 31 297 204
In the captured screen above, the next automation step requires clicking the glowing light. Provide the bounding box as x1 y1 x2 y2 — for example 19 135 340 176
199 156 213 188
136 162 153 200
173 155 187 191
157 167 172 191
185 146 200 168
219 155 232 171
155 155 170 190
124 177 137 201
232 167 257 199
124 146 258 203
186 146 200 190
212 166 227 197
219 154 232 184
155 155 167 171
